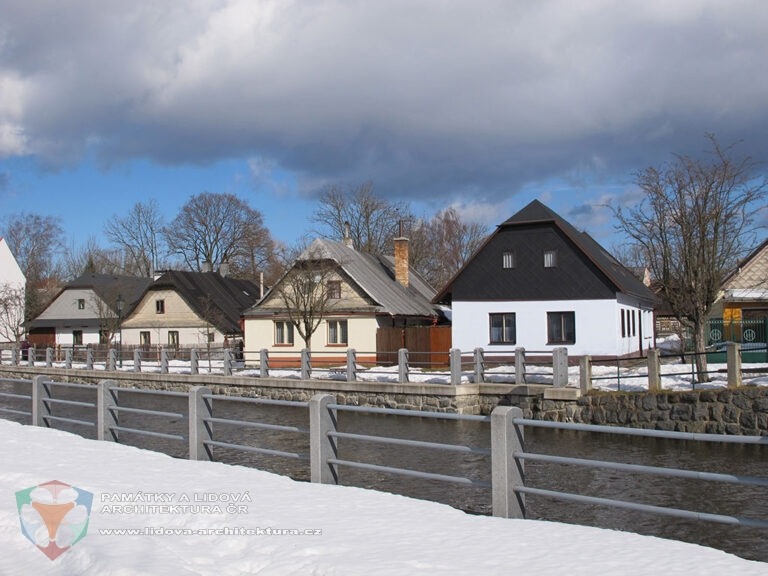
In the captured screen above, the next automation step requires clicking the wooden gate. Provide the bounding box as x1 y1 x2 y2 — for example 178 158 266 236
376 326 452 368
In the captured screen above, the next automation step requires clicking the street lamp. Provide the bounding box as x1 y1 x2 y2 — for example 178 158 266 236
116 294 124 368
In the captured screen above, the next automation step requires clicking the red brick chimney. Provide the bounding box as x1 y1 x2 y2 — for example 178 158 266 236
394 237 409 288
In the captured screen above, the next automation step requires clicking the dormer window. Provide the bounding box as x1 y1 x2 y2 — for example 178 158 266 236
544 249 558 268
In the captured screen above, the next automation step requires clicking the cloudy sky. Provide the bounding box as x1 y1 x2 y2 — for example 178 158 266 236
1 0 767 251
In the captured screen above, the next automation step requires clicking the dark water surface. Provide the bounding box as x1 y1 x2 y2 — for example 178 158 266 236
2 381 766 563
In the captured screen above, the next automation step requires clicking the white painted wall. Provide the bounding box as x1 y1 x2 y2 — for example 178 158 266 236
121 326 223 348
451 298 654 356
0 238 26 343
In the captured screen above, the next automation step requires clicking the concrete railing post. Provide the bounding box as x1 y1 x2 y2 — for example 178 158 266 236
301 349 312 380
107 349 117 372
222 349 232 376
28 346 36 367
45 347 53 368
727 342 742 389
579 355 592 394
491 405 525 519
98 380 119 442
11 348 18 366
160 347 169 374
474 348 485 384
552 347 568 388
86 348 93 370
260 349 269 378
309 393 338 484
515 347 526 384
346 349 357 382
134 349 141 372
189 386 213 461
32 375 51 428
190 349 199 375
65 349 72 369
398 348 409 383
449 348 462 385
647 349 661 392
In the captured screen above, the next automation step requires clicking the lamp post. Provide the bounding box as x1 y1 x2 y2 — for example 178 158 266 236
116 294 124 368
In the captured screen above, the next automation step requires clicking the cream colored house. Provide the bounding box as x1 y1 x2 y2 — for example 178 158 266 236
121 271 259 349
0 237 26 344
243 238 442 366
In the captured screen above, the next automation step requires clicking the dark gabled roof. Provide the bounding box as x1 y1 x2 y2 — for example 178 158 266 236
434 199 657 304
150 271 260 334
248 239 438 318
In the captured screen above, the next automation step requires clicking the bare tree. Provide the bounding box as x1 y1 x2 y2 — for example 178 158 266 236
614 135 766 382
62 237 126 279
164 192 274 279
104 200 166 276
1 212 65 321
0 284 26 343
409 207 489 290
312 182 412 255
272 241 341 350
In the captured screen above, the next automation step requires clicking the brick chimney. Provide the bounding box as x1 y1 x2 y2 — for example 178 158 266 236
394 237 409 288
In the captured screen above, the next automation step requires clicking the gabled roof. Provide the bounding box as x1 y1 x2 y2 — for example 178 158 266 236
721 238 768 288
250 239 438 318
150 271 260 334
434 199 657 304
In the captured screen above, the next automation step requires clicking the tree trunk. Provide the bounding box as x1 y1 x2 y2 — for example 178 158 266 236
692 319 709 383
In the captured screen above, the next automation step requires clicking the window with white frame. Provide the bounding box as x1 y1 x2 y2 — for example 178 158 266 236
544 249 558 268
489 313 516 344
502 251 516 269
156 299 165 314
274 321 294 345
140 331 151 346
327 319 348 345
168 331 179 348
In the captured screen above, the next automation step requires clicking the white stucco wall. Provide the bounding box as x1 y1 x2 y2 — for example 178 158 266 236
120 326 224 348
0 238 26 343
451 298 654 356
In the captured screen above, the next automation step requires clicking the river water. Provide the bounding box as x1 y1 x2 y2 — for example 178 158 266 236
2 381 766 563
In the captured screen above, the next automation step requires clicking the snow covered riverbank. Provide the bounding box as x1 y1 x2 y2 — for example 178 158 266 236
1 419 765 575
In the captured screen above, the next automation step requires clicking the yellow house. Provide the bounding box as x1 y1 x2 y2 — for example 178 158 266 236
243 238 444 367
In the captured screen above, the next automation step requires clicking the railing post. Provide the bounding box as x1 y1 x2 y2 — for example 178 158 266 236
727 342 742 389
552 347 568 387
190 349 199 375
32 375 51 427
12 347 18 365
160 347 169 373
647 349 661 392
491 405 525 519
398 348 409 383
310 393 338 484
134 349 141 372
86 348 93 370
46 347 53 368
189 386 213 461
222 349 232 376
28 346 36 367
107 349 117 371
579 355 592 394
474 348 485 384
515 347 526 384
260 349 269 378
65 349 72 369
98 380 119 442
301 349 312 380
346 349 357 382
449 348 462 385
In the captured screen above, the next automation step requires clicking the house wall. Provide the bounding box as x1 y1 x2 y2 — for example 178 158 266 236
451 298 654 357
244 315 379 365
121 289 224 347
0 238 26 343
34 289 111 346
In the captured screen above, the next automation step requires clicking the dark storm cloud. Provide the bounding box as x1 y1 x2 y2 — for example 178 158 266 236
1 0 767 204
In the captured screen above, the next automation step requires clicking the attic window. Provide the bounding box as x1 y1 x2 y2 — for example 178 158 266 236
544 249 558 268
77 299 85 310
156 299 165 314
328 280 341 299
502 251 516 269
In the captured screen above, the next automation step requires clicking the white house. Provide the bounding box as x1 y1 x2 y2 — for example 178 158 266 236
0 237 26 344
433 200 657 357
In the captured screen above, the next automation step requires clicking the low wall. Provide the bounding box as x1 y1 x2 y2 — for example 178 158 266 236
1 366 766 434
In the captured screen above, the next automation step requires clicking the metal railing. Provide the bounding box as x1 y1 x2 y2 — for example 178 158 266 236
1 376 766 530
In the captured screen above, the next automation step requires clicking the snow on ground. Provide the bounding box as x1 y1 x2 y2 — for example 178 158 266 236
0 418 765 576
